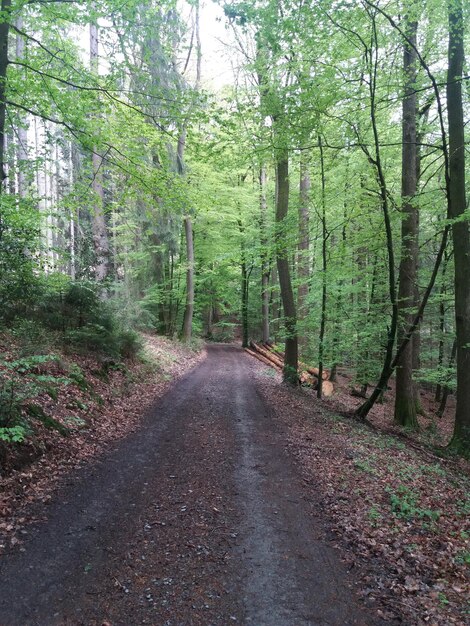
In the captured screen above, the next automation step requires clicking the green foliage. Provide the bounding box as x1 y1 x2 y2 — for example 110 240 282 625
354 458 378 476
64 322 142 360
25 403 70 437
67 364 89 391
454 550 470 567
0 354 69 437
3 276 143 361
208 321 237 343
10 319 54 356
0 426 27 443
367 505 382 523
0 196 40 323
111 290 157 331
386 485 441 523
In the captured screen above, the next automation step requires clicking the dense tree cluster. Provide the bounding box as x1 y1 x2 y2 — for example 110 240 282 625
0 0 468 453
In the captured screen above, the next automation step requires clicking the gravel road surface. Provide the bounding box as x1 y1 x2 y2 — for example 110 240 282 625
0 344 384 626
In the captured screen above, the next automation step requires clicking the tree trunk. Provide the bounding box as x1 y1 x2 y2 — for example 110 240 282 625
317 137 327 398
270 265 280 337
0 0 11 187
298 154 310 356
394 16 419 429
181 216 194 342
15 16 27 197
275 154 298 384
447 0 470 453
238 218 249 347
180 0 201 342
68 141 76 279
437 338 457 418
435 285 446 403
90 21 109 282
355 14 398 419
260 166 270 343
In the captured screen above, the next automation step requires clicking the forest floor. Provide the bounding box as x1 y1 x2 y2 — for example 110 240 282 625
0 342 468 625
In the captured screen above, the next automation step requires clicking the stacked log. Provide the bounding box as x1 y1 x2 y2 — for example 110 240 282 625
249 341 284 368
244 347 282 371
245 341 334 396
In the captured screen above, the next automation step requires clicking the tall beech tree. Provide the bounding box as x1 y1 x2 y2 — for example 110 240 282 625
259 166 270 343
447 0 469 452
274 143 299 384
89 20 110 282
394 12 419 429
297 154 310 356
250 3 299 383
0 0 11 184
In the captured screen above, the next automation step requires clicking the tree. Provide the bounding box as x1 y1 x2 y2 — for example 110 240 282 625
259 166 270 343
394 10 419 429
447 0 469 453
297 153 310 356
89 19 110 282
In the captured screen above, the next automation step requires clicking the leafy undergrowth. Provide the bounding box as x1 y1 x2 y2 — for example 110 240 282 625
253 364 470 626
0 333 204 553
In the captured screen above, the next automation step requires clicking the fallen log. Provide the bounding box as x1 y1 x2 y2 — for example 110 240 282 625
300 371 316 385
250 341 333 391
306 366 330 381
264 344 330 380
263 342 285 359
250 342 284 368
245 348 282 371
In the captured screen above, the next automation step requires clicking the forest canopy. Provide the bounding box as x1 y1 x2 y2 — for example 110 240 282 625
0 0 469 455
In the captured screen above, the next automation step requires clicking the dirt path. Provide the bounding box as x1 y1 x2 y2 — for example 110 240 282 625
0 345 385 626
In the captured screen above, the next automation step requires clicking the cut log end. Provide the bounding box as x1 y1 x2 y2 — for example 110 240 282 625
318 380 334 397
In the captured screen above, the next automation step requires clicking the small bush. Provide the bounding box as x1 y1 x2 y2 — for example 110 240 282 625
0 426 27 443
118 329 143 360
64 322 142 360
110 290 157 331
187 337 204 353
64 323 116 356
0 354 67 435
10 319 54 356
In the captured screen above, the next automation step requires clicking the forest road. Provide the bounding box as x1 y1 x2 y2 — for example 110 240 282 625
0 344 383 626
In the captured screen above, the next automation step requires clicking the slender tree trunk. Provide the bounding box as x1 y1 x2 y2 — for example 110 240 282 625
317 138 327 398
355 21 398 418
0 0 11 188
394 16 419 429
181 217 194 341
90 21 110 282
275 153 298 384
260 166 270 342
68 140 76 280
298 153 310 356
238 218 249 347
270 265 280 337
437 338 457 418
435 286 446 403
5 129 15 193
435 251 450 402
180 0 201 342
447 0 470 453
15 16 28 197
